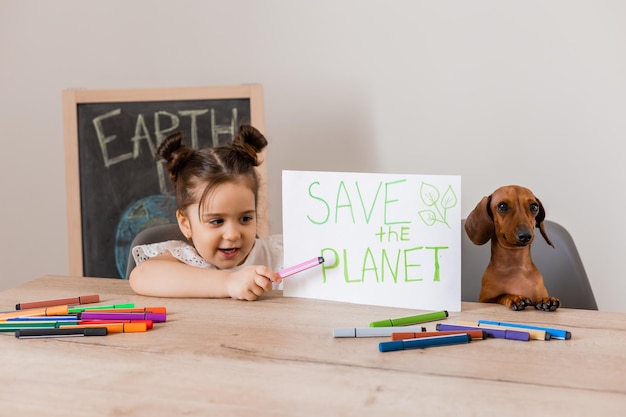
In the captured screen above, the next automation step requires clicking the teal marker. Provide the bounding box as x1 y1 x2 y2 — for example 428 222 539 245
68 303 135 313
0 322 59 332
369 310 449 327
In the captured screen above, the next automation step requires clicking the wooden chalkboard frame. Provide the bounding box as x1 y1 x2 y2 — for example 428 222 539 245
63 85 267 278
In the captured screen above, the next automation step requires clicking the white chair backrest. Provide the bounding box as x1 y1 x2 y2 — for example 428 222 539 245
461 219 597 310
125 224 185 278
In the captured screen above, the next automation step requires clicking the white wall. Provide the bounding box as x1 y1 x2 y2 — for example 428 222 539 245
1 0 625 311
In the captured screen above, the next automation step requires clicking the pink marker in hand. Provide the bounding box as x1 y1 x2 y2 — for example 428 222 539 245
278 253 335 278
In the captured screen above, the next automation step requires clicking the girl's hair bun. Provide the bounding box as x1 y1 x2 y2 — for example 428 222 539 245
157 132 195 182
229 124 268 166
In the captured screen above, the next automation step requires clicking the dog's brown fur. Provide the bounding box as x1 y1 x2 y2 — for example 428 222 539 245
465 185 560 311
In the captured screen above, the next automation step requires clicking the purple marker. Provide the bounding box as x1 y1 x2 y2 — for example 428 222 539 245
437 323 529 342
79 311 166 323
278 253 335 279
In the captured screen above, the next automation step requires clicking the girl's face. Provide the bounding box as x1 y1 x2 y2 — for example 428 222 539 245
177 180 257 270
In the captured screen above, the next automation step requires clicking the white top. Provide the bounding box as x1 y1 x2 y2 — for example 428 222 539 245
132 234 284 272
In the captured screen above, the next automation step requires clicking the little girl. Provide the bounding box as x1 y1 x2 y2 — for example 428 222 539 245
129 124 283 301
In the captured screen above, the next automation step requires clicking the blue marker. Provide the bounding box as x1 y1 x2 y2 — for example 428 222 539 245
379 333 471 352
477 320 571 340
7 316 79 322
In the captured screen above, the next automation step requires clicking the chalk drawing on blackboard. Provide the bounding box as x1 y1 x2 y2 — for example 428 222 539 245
114 195 178 278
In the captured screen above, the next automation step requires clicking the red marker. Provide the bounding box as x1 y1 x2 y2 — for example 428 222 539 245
391 330 486 341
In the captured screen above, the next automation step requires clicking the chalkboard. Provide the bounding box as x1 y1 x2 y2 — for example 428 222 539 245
63 85 267 278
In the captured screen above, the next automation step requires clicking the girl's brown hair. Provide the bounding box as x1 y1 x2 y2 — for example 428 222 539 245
157 124 267 219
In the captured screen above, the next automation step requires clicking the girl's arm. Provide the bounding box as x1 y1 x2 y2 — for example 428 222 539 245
129 253 281 300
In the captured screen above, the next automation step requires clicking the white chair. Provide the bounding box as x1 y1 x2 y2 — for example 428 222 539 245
125 224 185 278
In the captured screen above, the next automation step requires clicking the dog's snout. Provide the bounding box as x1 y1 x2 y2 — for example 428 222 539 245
516 228 533 245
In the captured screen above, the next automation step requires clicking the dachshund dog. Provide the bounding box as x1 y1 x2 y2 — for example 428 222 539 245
465 185 560 311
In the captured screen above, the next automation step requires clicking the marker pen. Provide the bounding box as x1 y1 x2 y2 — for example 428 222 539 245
78 311 166 323
457 321 551 341
391 329 486 341
78 319 154 329
278 257 325 278
0 305 69 321
59 322 147 333
0 322 59 332
369 310 448 327
436 323 530 342
379 333 471 352
333 325 427 338
16 294 99 310
7 316 80 322
15 327 108 339
68 303 136 313
478 320 571 340
70 306 165 314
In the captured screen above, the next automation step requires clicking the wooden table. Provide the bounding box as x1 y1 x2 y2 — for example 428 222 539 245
1 276 625 416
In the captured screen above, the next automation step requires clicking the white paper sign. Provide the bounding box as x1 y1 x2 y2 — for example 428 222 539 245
282 170 462 311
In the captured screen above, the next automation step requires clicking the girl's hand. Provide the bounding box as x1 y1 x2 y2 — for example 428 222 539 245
227 265 282 301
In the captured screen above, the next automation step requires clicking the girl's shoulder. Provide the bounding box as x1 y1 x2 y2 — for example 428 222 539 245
247 234 284 270
259 234 283 252
132 240 214 269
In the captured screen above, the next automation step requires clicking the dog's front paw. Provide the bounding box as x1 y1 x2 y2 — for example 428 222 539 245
535 297 560 311
500 295 533 311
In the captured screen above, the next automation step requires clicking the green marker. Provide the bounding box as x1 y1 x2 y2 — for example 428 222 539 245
369 310 449 327
68 303 135 313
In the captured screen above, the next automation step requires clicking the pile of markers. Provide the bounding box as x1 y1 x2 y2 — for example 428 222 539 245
332 310 572 352
1 294 167 339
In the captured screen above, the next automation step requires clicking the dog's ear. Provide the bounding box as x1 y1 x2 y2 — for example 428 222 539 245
464 196 494 245
535 197 554 248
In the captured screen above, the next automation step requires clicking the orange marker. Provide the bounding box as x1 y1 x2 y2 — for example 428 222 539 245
60 322 147 333
78 319 154 329
0 305 69 321
391 329 486 341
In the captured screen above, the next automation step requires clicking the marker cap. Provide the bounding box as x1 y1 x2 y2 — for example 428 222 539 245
322 252 336 266
332 328 356 338
123 323 148 332
379 341 405 352
46 305 70 316
78 295 101 304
